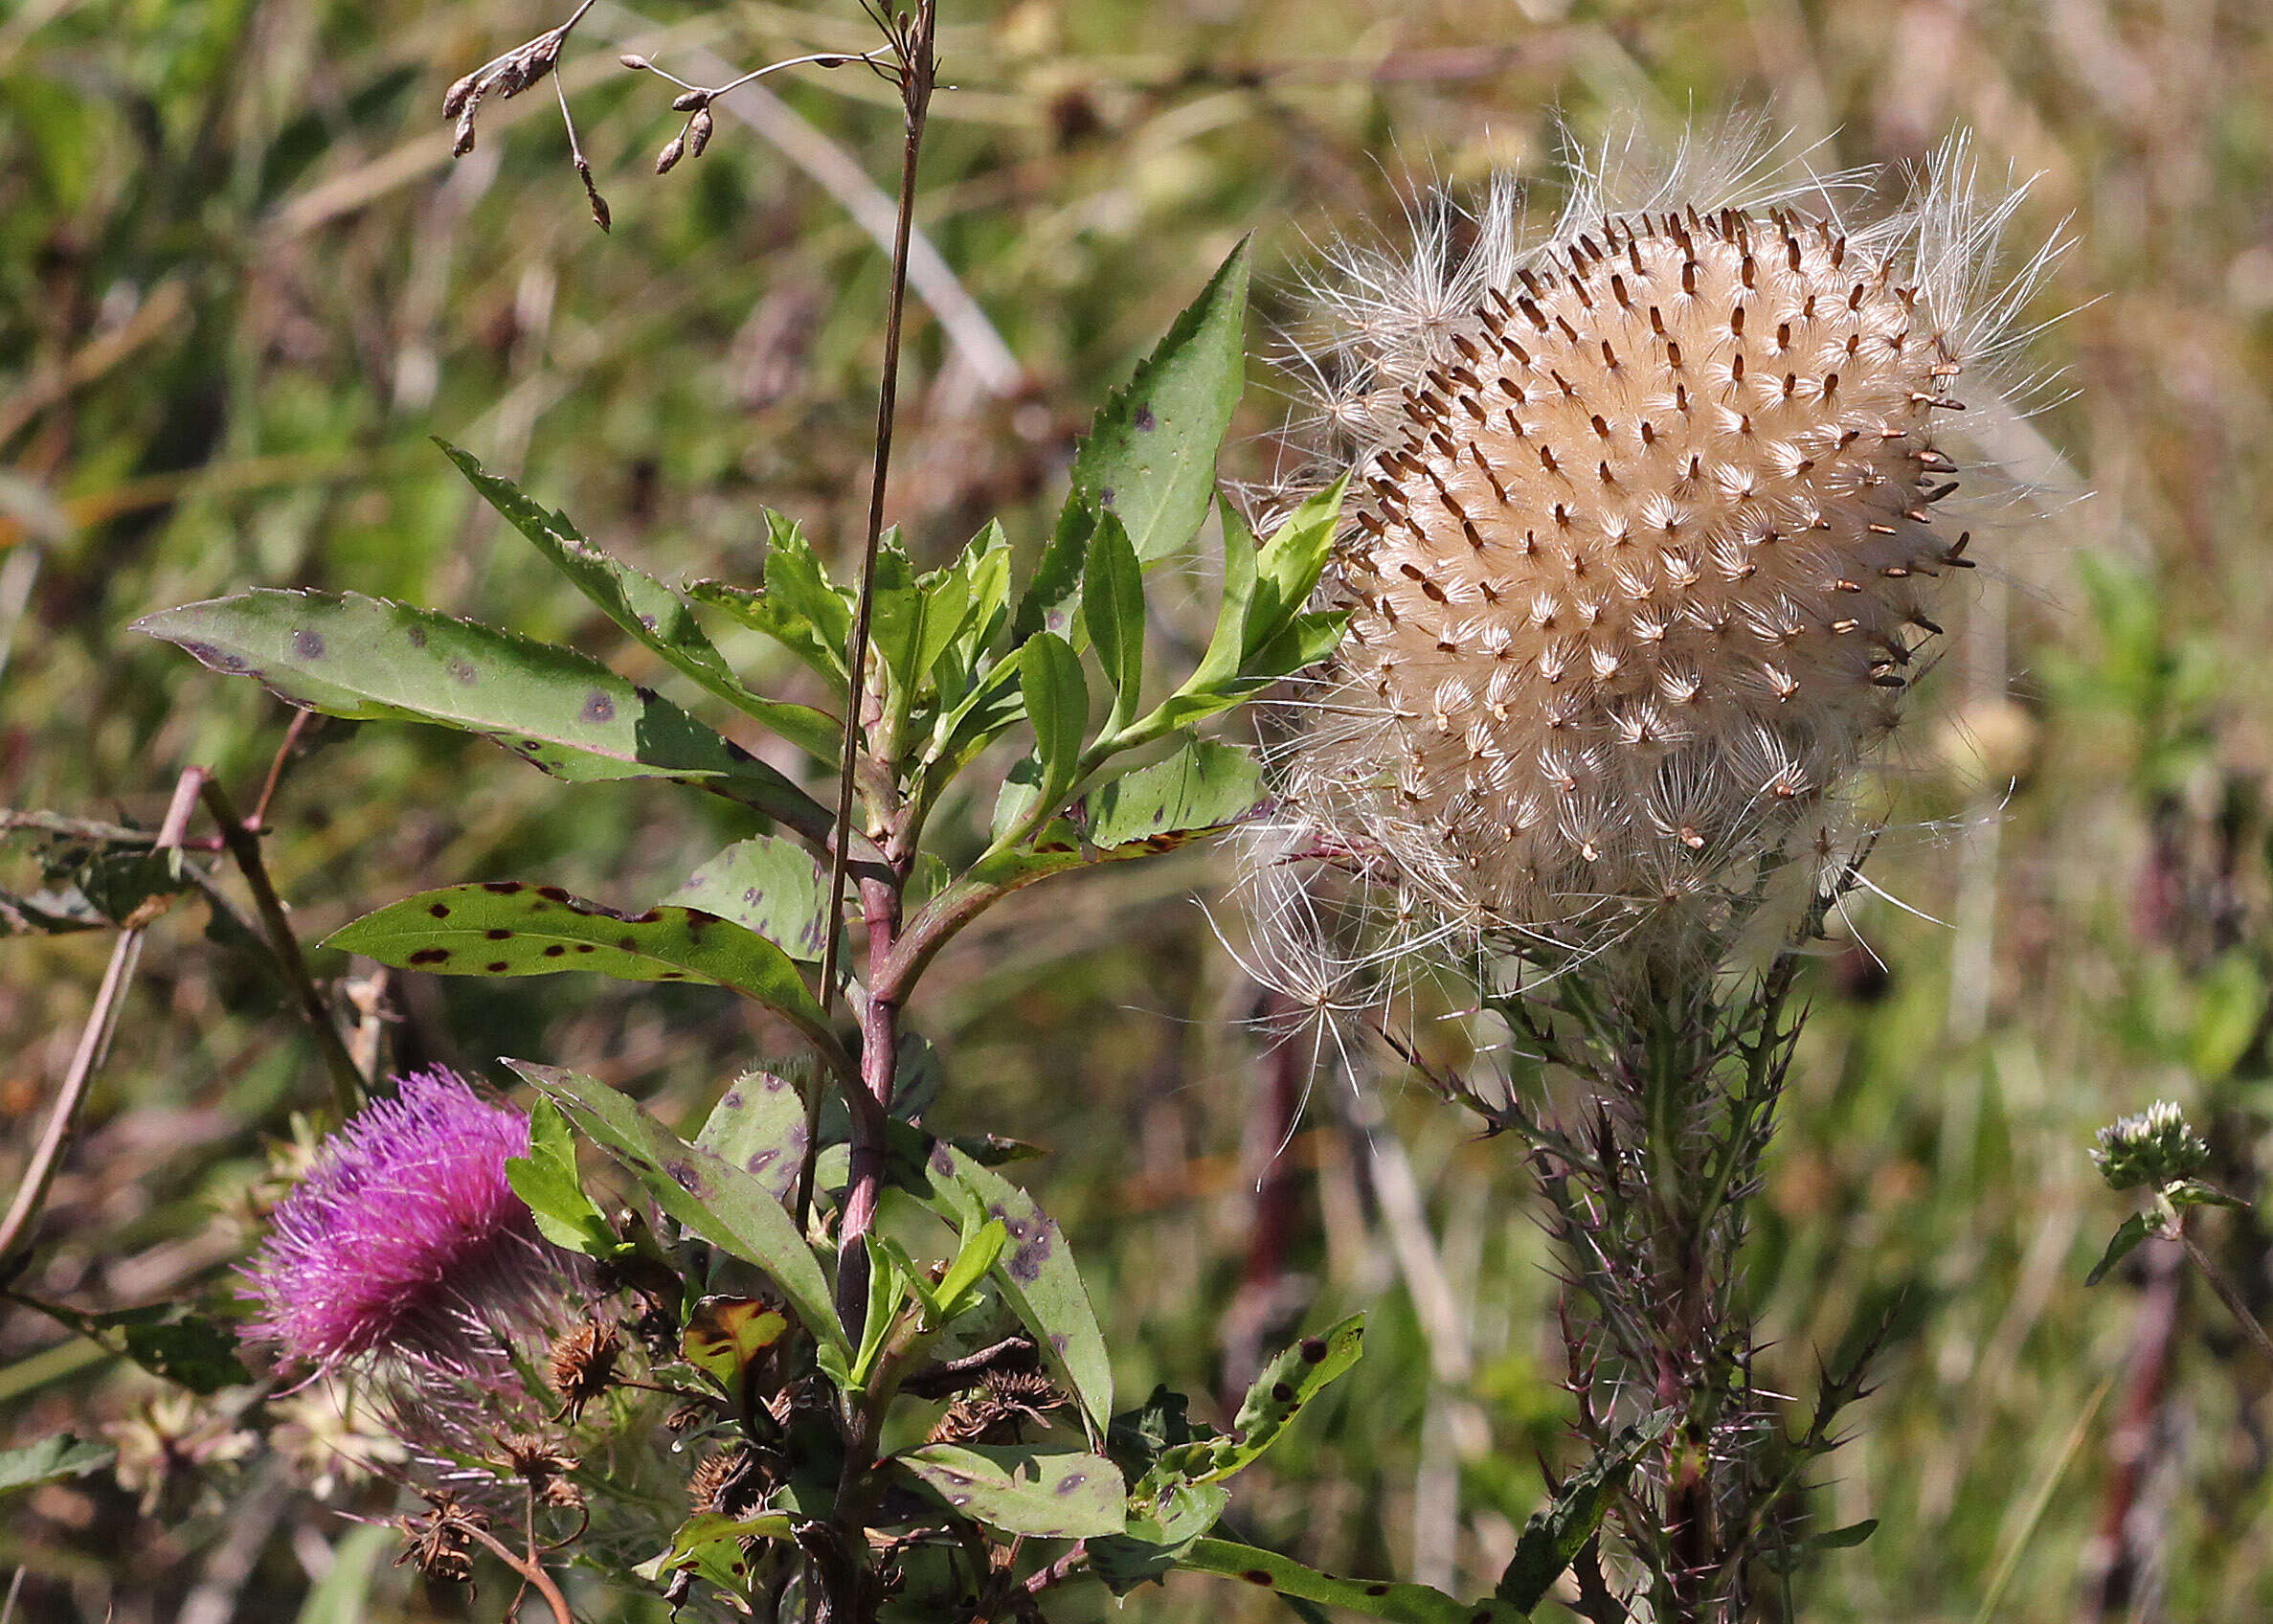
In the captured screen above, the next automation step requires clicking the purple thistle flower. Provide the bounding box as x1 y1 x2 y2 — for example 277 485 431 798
242 1069 573 1374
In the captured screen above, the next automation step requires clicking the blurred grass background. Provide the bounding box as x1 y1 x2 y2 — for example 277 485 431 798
4 0 2272 1619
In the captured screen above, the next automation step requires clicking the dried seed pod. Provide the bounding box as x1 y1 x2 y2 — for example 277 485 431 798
686 108 714 160
548 1320 621 1421
1264 127 2059 963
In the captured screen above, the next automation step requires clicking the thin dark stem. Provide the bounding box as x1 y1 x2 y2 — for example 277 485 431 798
799 1 934 1245
2180 1228 2273 1362
199 778 365 1118
0 766 206 1272
245 708 316 832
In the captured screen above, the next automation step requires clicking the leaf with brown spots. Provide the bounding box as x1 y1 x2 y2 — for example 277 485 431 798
1180 1540 1526 1623
893 1443 1126 1539
1155 1314 1363 1486
325 883 838 1059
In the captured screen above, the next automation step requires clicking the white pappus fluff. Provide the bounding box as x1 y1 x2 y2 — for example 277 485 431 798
1242 120 2065 996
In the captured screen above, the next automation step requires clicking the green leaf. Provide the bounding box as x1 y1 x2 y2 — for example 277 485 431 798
326 883 836 1057
0 1434 115 1497
2166 1180 2248 1210
135 590 842 846
652 1511 796 1600
669 836 831 963
1082 509 1145 733
506 1095 619 1256
2087 1211 2159 1286
1089 1477 1231 1594
512 1062 845 1354
895 1444 1127 1539
695 1069 813 1207
1183 494 1260 695
934 1219 1009 1322
1010 498 1092 645
438 440 842 761
1072 238 1251 564
1087 738 1263 850
867 533 926 702
19 1299 249 1394
1016 632 1088 830
686 509 852 689
942 1151 1114 1438
1182 1540 1524 1623
1157 1315 1363 1485
1246 476 1347 663
1497 1410 1675 1611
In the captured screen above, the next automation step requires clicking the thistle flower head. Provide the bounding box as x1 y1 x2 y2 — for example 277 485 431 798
1264 126 2059 968
2092 1099 2210 1192
241 1069 572 1375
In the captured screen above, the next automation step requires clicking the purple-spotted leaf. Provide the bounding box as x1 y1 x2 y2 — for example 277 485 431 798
931 1145 1114 1438
439 441 843 762
668 836 830 963
509 1062 844 1353
695 1069 812 1206
1070 237 1250 565
323 882 834 1054
895 1444 1126 1539
134 590 844 848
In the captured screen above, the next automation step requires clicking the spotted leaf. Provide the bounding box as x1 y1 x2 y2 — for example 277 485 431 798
895 1444 1126 1539
135 590 844 847
324 882 836 1058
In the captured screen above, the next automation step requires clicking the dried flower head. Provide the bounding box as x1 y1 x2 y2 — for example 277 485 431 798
1264 124 2059 968
240 1069 574 1376
547 1319 623 1422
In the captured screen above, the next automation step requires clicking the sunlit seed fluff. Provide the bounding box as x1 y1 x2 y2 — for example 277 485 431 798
1272 131 2053 953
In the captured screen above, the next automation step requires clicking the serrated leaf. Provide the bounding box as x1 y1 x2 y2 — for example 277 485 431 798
669 836 831 963
1072 238 1250 564
1087 737 1263 850
511 1062 845 1353
1497 1410 1675 1611
682 1296 791 1387
2087 1210 2159 1286
695 1069 813 1207
135 590 842 846
867 534 925 702
1011 498 1093 645
686 509 852 689
895 1444 1126 1538
1089 1477 1231 1594
0 1434 115 1496
1082 508 1145 732
438 441 842 762
326 882 835 1056
653 1510 796 1601
1182 1540 1524 1622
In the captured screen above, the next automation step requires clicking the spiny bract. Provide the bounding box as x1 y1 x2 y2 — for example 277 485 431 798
1274 135 2046 957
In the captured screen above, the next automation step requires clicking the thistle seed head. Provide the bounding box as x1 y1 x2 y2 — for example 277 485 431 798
1269 129 2059 962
